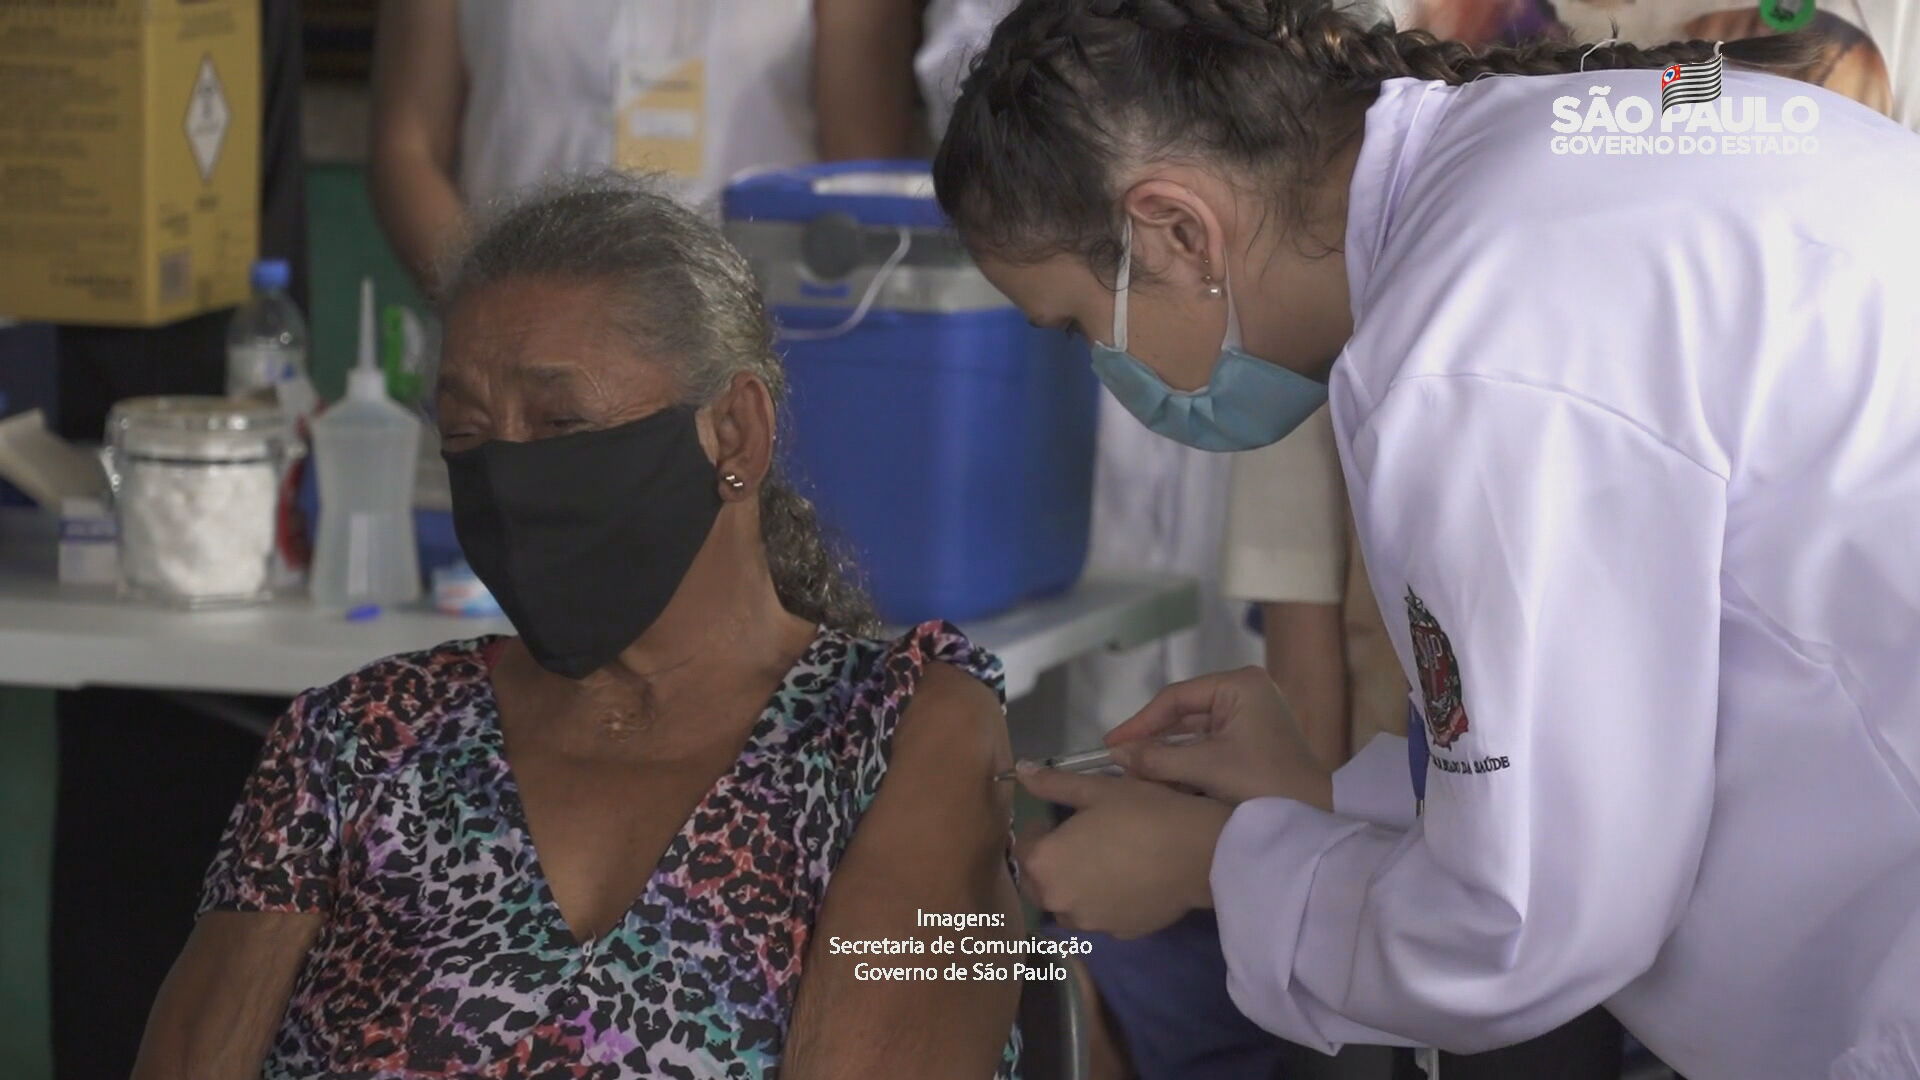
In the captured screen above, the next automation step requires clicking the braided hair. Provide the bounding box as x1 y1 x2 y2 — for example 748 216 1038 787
932 0 1819 267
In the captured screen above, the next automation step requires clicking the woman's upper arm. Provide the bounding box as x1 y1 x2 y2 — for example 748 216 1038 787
812 0 922 160
132 911 324 1080
782 661 1022 1079
139 683 355 1077
370 0 464 173
200 688 347 915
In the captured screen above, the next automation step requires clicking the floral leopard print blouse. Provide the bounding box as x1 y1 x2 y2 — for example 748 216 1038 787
199 620 1022 1079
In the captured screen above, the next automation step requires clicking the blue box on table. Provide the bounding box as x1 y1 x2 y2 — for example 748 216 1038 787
724 162 1098 625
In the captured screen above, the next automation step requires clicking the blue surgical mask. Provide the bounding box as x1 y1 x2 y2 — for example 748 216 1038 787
1088 219 1328 452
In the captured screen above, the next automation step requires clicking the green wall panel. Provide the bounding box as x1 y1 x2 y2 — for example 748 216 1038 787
0 688 55 1080
304 163 426 400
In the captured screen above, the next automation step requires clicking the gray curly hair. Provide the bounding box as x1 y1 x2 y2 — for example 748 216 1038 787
438 171 881 636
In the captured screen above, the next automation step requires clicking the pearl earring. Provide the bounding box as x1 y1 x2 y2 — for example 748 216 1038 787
1203 277 1224 298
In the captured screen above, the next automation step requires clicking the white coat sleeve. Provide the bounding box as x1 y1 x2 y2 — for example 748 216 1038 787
1211 376 1725 1054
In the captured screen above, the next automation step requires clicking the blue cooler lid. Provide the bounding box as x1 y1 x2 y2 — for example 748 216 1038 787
724 160 945 228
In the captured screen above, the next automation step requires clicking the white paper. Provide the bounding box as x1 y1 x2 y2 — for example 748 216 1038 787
0 410 109 507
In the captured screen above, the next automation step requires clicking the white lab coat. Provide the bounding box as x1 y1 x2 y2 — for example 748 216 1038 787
1212 72 1920 1080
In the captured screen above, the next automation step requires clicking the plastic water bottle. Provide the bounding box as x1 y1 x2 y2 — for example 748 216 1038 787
226 259 309 405
309 279 422 610
228 259 316 589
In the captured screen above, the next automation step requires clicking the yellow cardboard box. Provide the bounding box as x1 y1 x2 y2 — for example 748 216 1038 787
0 0 260 326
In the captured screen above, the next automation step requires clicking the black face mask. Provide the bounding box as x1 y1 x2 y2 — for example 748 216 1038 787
444 406 723 679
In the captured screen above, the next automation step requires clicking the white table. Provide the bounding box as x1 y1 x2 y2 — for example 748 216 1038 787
0 511 1199 703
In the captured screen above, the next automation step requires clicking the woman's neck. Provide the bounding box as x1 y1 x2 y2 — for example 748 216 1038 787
523 517 818 755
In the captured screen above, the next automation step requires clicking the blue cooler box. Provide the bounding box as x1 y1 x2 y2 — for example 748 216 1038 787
725 162 1098 625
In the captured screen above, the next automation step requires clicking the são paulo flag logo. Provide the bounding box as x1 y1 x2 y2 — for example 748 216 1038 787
1548 46 1821 158
1660 44 1725 115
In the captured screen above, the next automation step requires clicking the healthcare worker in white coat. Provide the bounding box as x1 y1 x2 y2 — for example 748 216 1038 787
929 2 1920 1078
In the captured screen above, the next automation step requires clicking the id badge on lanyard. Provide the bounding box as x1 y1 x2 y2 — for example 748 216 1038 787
614 2 709 179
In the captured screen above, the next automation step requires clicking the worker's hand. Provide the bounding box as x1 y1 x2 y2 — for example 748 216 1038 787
1013 768 1231 938
1106 667 1335 810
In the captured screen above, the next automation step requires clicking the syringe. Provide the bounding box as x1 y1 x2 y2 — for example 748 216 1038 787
993 732 1205 782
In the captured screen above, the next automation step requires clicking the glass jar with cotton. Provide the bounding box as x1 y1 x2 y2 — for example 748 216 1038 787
101 397 301 607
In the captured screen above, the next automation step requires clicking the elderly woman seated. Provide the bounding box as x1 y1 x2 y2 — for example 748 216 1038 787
133 174 1023 1080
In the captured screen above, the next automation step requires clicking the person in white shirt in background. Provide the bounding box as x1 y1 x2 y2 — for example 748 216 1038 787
1222 408 1403 775
370 0 922 297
